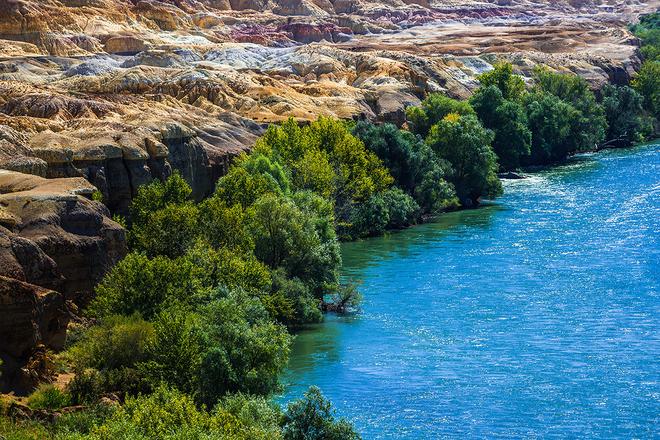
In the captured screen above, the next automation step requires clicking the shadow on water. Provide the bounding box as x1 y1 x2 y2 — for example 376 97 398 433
341 203 505 275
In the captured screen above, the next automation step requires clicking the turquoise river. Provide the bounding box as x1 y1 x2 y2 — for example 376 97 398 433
279 143 660 438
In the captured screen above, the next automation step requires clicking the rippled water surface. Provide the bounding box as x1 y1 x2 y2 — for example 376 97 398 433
279 144 660 438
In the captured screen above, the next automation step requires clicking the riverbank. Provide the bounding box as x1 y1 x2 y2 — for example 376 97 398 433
279 142 660 438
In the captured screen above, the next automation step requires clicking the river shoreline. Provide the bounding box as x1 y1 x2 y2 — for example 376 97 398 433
281 142 660 438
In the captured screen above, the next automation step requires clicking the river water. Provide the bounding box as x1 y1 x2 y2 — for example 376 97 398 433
279 144 660 438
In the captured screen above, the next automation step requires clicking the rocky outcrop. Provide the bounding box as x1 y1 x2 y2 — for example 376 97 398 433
0 277 68 393
0 170 126 392
0 170 127 303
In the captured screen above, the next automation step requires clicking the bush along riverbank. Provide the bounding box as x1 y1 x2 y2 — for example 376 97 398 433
2 14 659 436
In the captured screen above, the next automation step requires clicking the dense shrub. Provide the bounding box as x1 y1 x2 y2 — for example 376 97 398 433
26 384 71 410
282 386 361 440
351 121 458 213
601 84 652 146
426 114 502 205
406 94 475 138
533 68 607 153
633 61 660 120
139 307 204 396
476 62 526 101
630 12 660 62
129 202 199 258
523 91 577 164
89 253 200 320
197 289 291 406
266 270 323 329
67 315 154 372
215 153 291 209
248 193 340 297
470 84 531 170
129 172 191 227
254 117 392 225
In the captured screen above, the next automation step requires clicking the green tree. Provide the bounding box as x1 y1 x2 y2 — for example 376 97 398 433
351 121 458 214
198 196 253 252
426 114 502 205
67 315 154 372
282 386 361 440
254 117 392 226
215 158 289 210
632 61 660 119
350 188 419 237
130 202 199 258
523 91 578 163
406 94 476 138
477 62 526 100
533 68 607 151
89 253 201 320
265 269 322 329
129 172 192 227
139 307 204 396
184 240 272 293
470 85 531 170
198 289 291 405
601 84 652 146
247 194 340 297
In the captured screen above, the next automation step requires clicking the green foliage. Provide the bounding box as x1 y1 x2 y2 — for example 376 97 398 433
254 117 392 228
127 172 199 258
67 369 106 406
198 289 291 406
130 202 199 258
67 315 154 372
54 405 116 437
185 240 271 293
533 68 607 152
630 12 660 62
90 386 212 439
129 172 192 227
282 386 361 440
426 114 502 205
215 154 290 209
601 84 653 146
91 190 104 203
198 196 253 252
266 269 322 329
632 61 660 120
381 188 419 229
76 386 284 440
89 253 200 320
477 62 526 100
350 188 419 238
523 91 578 163
351 121 458 213
470 84 531 170
65 315 155 401
27 384 71 410
406 94 476 138
0 416 51 440
349 192 389 238
139 307 204 396
216 393 284 440
247 193 340 297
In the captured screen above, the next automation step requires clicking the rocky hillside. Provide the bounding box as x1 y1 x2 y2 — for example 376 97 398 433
0 0 657 388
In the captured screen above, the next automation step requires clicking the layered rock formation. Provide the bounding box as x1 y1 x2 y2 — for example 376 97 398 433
0 0 657 389
0 170 126 390
0 2 656 204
